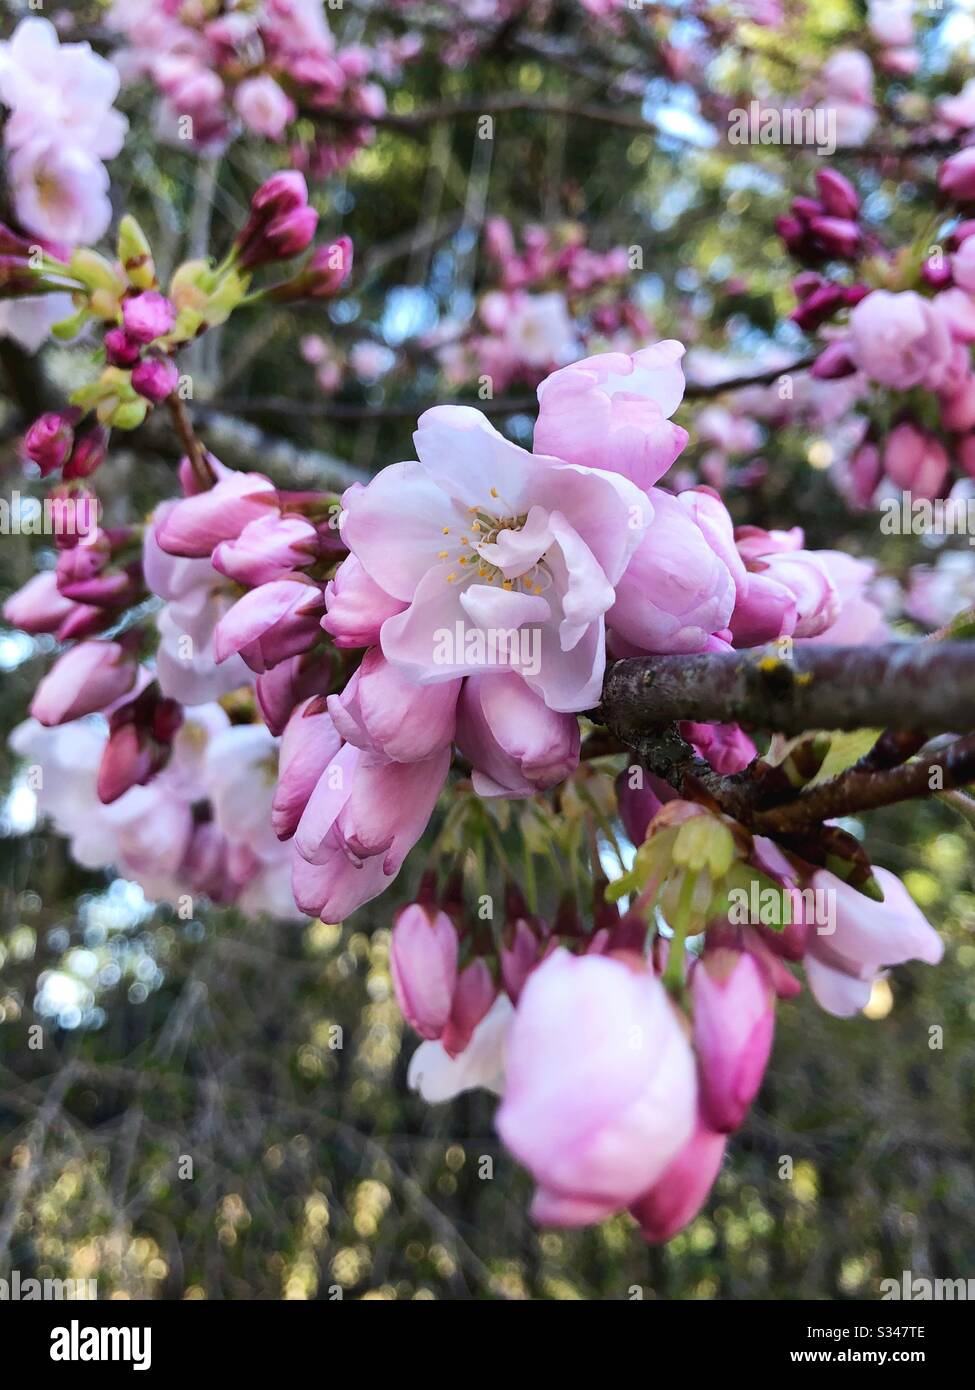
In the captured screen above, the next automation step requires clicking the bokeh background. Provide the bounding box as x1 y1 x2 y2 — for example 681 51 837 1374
1 0 975 1299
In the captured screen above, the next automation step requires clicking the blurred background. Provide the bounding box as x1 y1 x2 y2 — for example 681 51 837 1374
1 0 975 1298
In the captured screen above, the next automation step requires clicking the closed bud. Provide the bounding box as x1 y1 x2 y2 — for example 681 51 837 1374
117 214 156 289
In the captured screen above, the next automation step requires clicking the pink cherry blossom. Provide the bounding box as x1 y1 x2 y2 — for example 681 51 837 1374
803 868 943 1017
497 949 697 1226
608 488 737 655
534 342 689 488
340 404 651 712
455 671 580 796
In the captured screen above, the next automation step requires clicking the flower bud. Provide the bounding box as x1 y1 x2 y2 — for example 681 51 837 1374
131 355 179 403
23 409 79 476
117 214 156 290
122 290 177 344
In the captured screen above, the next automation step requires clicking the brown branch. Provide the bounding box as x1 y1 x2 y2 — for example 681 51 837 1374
683 355 817 399
323 94 684 142
214 358 817 424
213 393 537 421
599 643 975 745
752 735 975 833
166 393 215 489
599 643 975 831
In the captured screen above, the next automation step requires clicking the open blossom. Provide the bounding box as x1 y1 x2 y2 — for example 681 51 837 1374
803 868 943 1017
819 49 875 147
534 343 689 489
487 290 578 369
234 75 296 140
14 704 300 915
339 404 651 712
497 949 697 1227
0 17 126 245
8 141 113 245
408 995 514 1103
848 290 953 391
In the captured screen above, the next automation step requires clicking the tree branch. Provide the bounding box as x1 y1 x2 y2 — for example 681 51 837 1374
599 643 975 744
752 735 975 833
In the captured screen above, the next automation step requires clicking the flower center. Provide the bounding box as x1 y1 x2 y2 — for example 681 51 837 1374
438 488 552 595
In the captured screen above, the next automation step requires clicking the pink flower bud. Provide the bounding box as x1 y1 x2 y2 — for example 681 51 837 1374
63 426 109 481
3 571 76 634
23 410 79 476
456 672 580 797
939 147 975 203
616 769 675 846
441 959 498 1058
692 948 775 1132
322 554 407 648
808 215 861 259
390 903 459 1039
498 950 698 1226
255 648 335 737
815 168 859 220
30 640 139 726
97 687 182 804
500 918 543 1004
239 205 319 270
790 282 845 331
810 340 857 379
214 578 325 673
155 470 278 557
131 355 179 403
680 721 756 775
250 171 309 218
884 423 949 502
122 291 177 344
104 327 143 367
328 648 460 762
629 1121 727 1243
272 698 342 840
266 236 354 302
212 512 318 586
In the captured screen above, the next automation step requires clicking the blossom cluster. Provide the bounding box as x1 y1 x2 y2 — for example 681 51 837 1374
106 0 398 172
434 218 652 392
778 155 975 507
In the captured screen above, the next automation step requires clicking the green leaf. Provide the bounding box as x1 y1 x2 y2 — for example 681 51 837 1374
807 729 882 786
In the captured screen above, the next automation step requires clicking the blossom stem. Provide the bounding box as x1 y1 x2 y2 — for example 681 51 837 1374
662 872 697 995
166 394 216 490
